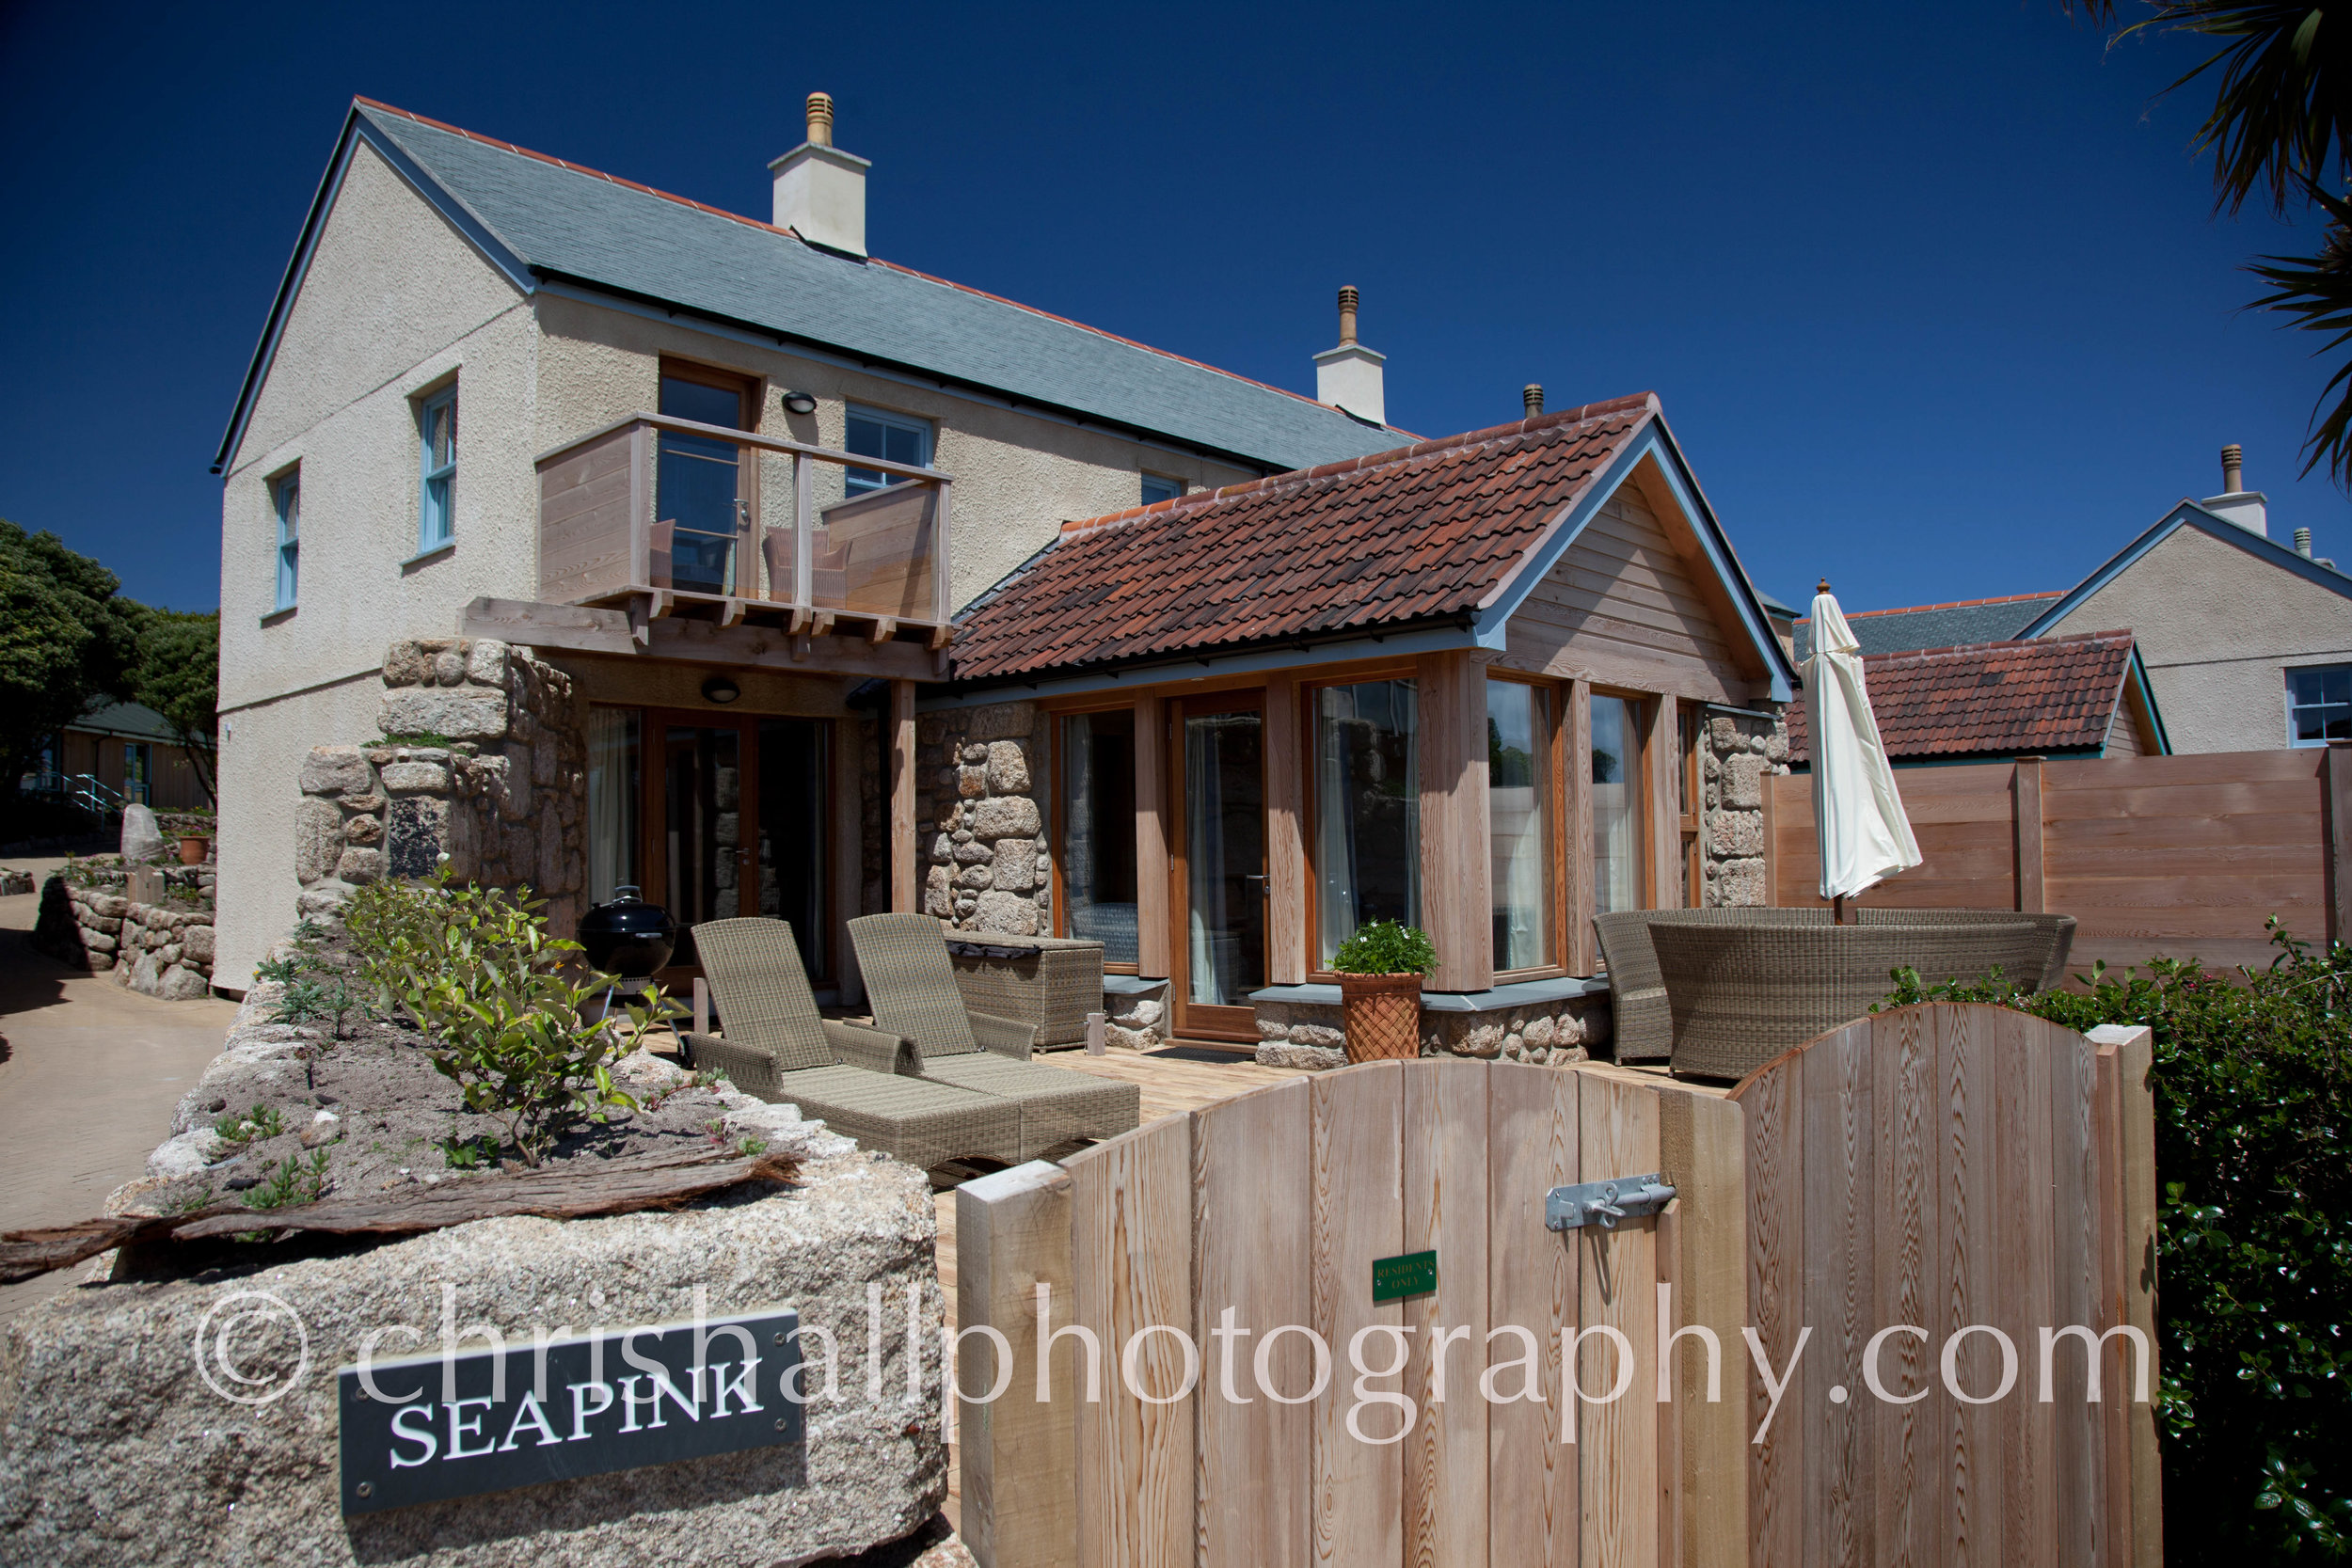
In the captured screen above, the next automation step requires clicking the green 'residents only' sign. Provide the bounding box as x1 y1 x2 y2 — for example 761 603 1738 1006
1371 1250 1437 1303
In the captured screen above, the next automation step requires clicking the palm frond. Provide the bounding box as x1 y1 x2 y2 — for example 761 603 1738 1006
2249 184 2352 480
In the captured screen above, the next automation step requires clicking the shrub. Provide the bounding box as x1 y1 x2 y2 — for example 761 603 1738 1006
1331 919 1437 976
343 865 669 1165
1883 921 2352 1560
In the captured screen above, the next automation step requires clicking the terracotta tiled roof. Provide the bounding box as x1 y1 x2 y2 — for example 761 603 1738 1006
949 394 1659 681
1787 631 2138 764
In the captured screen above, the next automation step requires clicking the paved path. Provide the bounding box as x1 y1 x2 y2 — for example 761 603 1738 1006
0 858 238 1320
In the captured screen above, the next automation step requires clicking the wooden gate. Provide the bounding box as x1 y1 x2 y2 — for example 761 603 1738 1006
955 1009 2159 1567
1732 1005 2161 1568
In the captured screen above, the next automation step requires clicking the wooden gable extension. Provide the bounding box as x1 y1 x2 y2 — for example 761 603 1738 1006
1492 454 1764 706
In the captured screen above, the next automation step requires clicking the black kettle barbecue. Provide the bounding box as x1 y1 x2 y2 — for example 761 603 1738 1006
576 885 677 979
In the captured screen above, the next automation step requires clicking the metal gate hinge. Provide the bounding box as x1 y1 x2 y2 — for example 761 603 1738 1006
1545 1173 1676 1232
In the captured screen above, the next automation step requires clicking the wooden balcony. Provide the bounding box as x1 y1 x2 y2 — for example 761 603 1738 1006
462 414 957 682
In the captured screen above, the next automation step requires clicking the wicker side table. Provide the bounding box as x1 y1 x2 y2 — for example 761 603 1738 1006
945 934 1105 1049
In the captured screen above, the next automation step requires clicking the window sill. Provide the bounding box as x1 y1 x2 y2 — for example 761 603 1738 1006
260 605 296 626
401 540 456 573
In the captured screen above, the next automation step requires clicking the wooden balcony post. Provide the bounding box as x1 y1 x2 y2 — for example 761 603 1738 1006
1416 649 1493 992
932 480 952 624
793 452 813 608
891 680 918 914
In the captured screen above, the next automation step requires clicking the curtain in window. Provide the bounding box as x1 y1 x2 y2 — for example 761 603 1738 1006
1487 680 1549 970
1185 717 1232 1005
1315 680 1420 965
1061 712 1139 963
587 708 640 904
1591 694 1644 914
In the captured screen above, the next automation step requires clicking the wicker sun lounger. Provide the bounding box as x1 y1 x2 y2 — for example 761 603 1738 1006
849 914 1141 1156
684 917 1024 1170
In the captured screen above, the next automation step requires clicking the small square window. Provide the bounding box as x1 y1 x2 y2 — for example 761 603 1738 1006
272 470 300 610
418 385 457 552
844 406 930 497
1141 472 1184 507
2289 665 2352 746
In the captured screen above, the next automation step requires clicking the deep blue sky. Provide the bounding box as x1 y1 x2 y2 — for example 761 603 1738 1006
2 0 2342 615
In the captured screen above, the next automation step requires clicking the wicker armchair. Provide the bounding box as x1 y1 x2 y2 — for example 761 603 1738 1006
849 914 1140 1156
1649 918 2045 1082
1593 909 1829 1062
686 917 1024 1170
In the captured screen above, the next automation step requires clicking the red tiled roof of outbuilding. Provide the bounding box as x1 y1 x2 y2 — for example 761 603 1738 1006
1787 631 2139 764
950 393 1660 681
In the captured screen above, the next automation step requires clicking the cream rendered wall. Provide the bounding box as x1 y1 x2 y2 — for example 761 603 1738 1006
215 142 536 989
2044 524 2352 753
529 294 1259 608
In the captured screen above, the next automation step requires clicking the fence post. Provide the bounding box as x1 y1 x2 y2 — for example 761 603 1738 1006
2088 1023 2162 1567
2013 757 2046 914
957 1160 1080 1568
2327 743 2352 947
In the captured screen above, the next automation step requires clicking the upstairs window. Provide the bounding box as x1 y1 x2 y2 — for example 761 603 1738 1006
417 385 457 552
1141 472 1184 507
272 470 300 610
844 407 930 497
2289 665 2352 747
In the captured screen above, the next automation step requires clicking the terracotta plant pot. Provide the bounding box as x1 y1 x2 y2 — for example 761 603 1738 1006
1337 972 1424 1062
177 835 210 866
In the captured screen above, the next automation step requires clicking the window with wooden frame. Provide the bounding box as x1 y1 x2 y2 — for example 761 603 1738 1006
656 360 760 597
1052 705 1141 971
1588 689 1648 915
1486 673 1559 974
1678 703 1702 909
1305 673 1421 971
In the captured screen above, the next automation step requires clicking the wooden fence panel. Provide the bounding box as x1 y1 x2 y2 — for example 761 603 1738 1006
1310 1063 1407 1567
1577 1073 1662 1568
1486 1063 1581 1567
1402 1061 1492 1568
1770 747 2335 974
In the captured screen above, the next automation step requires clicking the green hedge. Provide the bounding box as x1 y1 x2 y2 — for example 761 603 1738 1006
1885 922 2352 1559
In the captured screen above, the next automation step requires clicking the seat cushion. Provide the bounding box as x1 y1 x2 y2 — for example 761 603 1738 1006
916 1053 1140 1148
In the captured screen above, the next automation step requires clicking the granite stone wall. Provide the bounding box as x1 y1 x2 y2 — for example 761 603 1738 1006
914 701 1050 937
33 861 217 1000
1253 993 1612 1070
1699 709 1790 908
294 639 588 929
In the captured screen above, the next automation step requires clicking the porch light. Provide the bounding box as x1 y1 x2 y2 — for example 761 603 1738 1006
702 675 741 705
781 389 817 416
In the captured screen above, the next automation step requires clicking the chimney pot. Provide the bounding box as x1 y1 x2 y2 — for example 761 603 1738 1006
806 91 834 148
2297 527 2314 558
2222 442 2245 494
1523 384 1544 419
1337 286 1359 346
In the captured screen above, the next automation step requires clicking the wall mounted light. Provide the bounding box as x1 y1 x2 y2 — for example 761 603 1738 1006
781 390 818 416
702 675 741 705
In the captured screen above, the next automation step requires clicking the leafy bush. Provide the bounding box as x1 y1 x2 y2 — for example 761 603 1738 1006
1884 922 2352 1560
343 866 667 1165
1331 919 1437 976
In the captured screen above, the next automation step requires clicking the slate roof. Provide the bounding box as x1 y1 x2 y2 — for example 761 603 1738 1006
217 100 1410 475
950 395 1659 682
1790 592 2064 662
1786 631 2139 765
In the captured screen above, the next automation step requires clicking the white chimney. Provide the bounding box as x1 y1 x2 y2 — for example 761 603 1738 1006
2201 441 2269 537
771 91 869 259
1314 285 1386 424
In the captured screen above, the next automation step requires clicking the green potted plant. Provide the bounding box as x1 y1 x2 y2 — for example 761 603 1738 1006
1331 920 1436 1063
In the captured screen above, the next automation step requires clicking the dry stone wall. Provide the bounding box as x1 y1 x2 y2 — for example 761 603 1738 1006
33 862 217 1000
295 639 588 931
915 700 1050 937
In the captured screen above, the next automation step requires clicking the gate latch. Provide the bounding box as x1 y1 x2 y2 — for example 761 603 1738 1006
1545 1173 1676 1232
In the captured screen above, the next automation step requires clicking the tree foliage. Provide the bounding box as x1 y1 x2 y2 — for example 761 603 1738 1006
2067 4 2352 483
1885 923 2352 1559
0 520 143 811
126 609 219 802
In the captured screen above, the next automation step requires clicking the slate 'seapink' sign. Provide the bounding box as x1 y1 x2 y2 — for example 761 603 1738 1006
337 1309 804 1514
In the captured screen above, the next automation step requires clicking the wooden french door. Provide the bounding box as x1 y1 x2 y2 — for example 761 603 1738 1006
643 710 830 983
1169 693 1269 1042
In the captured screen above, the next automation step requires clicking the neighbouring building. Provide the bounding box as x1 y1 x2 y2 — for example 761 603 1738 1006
20 701 214 815
210 93 1405 993
1783 630 2169 771
1798 446 2352 754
